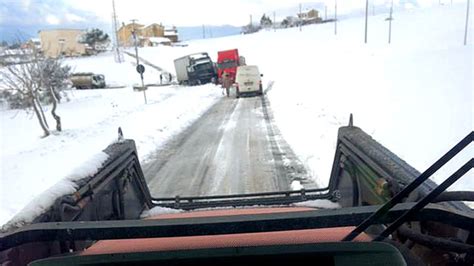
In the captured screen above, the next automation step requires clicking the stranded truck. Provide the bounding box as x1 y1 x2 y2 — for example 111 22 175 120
70 73 106 90
217 49 246 84
173 53 217 86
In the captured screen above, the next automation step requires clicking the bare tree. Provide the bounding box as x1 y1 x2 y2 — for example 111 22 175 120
1 55 50 136
0 49 71 136
40 59 71 131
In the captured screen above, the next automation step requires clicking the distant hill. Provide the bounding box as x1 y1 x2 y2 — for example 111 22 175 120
0 24 36 43
176 25 242 41
0 24 242 44
0 0 424 44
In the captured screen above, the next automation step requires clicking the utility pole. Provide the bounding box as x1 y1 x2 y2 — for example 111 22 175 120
388 0 393 44
202 25 206 39
131 19 147 104
299 3 302 31
465 0 470 45
364 0 369 43
273 11 276 32
325 5 327 20
335 0 338 35
111 0 123 63
131 19 139 65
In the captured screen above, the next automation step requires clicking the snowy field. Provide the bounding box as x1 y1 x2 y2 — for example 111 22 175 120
1 3 472 225
137 3 472 188
0 77 221 226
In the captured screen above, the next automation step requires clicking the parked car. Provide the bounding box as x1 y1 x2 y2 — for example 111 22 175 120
234 65 263 98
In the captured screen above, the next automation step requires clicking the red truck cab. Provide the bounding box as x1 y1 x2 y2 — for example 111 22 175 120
217 49 240 83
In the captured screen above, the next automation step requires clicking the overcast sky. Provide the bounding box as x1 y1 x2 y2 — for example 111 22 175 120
0 0 463 42
1 0 453 28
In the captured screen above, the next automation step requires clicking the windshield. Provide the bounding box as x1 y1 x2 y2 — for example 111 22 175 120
193 62 212 71
218 60 238 69
0 0 472 228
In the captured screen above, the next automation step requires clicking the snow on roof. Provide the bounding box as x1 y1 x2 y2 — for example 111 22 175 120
164 30 178 36
189 53 209 60
145 23 163 28
148 37 171 43
29 38 41 43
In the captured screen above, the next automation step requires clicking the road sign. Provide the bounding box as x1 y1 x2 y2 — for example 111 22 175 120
136 64 145 74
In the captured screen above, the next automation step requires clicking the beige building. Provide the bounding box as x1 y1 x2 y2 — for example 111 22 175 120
297 9 322 24
164 27 179 43
118 23 144 47
39 29 86 58
142 23 165 38
118 23 177 47
142 37 172 46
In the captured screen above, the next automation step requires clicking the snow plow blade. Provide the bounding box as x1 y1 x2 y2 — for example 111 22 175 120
1 139 153 231
0 126 472 266
328 125 471 211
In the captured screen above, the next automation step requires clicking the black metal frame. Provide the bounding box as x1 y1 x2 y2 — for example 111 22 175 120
31 242 405 266
1 125 472 264
151 187 333 210
343 131 473 241
1 202 472 252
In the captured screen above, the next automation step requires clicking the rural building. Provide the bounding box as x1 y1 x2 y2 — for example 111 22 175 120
22 38 41 51
142 23 165 38
164 27 179 43
297 9 322 24
143 37 172 46
39 29 86 58
117 23 144 47
118 23 177 47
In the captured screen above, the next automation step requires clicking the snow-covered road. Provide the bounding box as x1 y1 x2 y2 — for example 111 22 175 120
143 95 308 197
